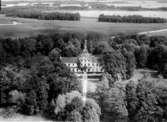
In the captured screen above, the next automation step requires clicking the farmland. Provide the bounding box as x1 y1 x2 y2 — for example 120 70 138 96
0 15 167 38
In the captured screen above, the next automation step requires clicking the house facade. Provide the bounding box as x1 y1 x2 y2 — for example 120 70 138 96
61 40 104 78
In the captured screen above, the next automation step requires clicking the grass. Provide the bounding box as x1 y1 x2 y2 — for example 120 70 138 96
0 15 167 38
0 108 51 122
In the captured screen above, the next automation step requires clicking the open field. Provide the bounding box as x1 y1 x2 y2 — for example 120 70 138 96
0 15 167 38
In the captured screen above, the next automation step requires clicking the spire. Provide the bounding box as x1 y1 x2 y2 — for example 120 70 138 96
83 40 88 53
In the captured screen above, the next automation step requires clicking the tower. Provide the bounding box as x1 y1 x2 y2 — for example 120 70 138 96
83 40 88 53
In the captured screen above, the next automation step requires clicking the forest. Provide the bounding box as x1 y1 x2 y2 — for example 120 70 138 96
1 32 167 122
1 8 80 21
98 14 167 23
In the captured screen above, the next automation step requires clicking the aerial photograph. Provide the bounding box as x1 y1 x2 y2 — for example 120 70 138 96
0 0 167 122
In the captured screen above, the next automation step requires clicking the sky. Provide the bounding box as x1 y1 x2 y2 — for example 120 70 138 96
1 0 166 1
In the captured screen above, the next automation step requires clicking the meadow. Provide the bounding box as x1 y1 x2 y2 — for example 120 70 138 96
0 15 167 38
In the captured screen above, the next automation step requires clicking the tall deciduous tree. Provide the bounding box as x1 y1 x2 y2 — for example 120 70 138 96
101 50 127 80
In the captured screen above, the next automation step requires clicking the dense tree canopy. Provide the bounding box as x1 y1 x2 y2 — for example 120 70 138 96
1 31 167 121
2 8 80 21
99 14 167 23
101 50 127 80
126 80 167 122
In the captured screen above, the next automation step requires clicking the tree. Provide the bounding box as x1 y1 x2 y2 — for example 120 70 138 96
21 71 49 114
102 87 128 118
93 41 113 54
0 66 28 107
135 44 149 68
66 110 82 122
49 48 61 61
0 41 7 64
126 80 163 122
20 38 36 57
22 90 37 115
47 73 80 101
36 35 54 55
0 70 11 107
54 91 101 122
122 49 136 79
153 82 167 120
36 56 55 76
138 35 150 45
101 50 127 80
126 81 139 120
63 40 81 57
55 38 66 50
2 38 21 56
150 36 167 47
148 45 167 78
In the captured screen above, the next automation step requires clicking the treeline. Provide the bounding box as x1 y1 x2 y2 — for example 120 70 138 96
98 14 167 23
2 8 80 21
1 31 167 121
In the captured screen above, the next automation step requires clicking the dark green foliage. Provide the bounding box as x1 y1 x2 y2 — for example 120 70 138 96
101 50 127 80
2 31 167 121
150 36 167 47
122 49 136 79
36 35 54 55
93 41 113 54
126 81 139 119
20 38 37 57
99 15 167 23
0 73 11 107
0 66 28 107
126 80 164 122
102 87 128 117
135 44 149 68
47 73 80 101
54 38 66 50
22 90 37 115
153 85 167 120
148 45 167 78
63 39 81 57
49 48 61 61
21 72 49 114
36 56 55 76
3 8 80 21
86 32 106 53
137 35 151 45
54 91 101 122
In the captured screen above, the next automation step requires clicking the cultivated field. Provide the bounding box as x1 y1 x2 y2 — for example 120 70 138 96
0 15 167 38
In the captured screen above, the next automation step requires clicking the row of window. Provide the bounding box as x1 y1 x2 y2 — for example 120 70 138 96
80 59 91 62
70 68 103 72
66 63 100 67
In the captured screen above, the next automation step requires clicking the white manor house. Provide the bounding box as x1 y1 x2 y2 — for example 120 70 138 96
61 40 104 81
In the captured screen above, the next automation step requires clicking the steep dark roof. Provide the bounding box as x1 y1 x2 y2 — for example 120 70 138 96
61 57 78 63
